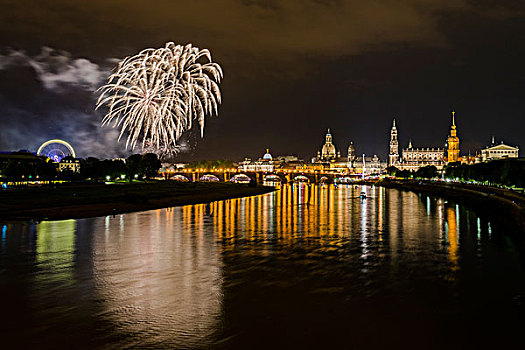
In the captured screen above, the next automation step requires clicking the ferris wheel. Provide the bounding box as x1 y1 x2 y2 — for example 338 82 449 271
37 139 76 162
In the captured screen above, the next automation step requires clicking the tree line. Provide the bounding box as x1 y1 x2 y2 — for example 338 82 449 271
387 159 525 188
386 165 438 179
0 153 161 182
444 159 525 187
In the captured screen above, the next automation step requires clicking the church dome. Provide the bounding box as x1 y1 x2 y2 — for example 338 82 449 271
322 143 336 159
262 149 272 161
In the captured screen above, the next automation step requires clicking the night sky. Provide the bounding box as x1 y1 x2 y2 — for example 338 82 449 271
0 0 524 161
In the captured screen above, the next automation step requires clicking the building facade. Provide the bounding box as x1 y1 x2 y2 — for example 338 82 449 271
313 129 387 174
481 138 519 162
238 149 274 172
314 129 342 162
399 141 445 171
388 119 445 171
349 154 387 176
389 119 399 166
446 111 460 163
59 156 81 173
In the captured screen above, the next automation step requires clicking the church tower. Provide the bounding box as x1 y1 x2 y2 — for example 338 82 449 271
389 119 399 166
446 111 460 163
347 141 355 161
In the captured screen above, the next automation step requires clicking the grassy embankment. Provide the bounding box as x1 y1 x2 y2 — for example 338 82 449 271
0 182 274 220
376 178 525 242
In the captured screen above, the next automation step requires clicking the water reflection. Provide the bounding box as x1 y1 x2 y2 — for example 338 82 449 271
93 209 223 348
200 184 462 273
446 206 460 270
1 184 524 349
35 220 76 284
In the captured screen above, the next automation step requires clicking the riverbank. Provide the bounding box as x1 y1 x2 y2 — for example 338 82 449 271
376 179 525 243
0 182 275 221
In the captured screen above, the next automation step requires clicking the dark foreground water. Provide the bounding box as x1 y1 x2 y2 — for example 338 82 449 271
1 185 525 349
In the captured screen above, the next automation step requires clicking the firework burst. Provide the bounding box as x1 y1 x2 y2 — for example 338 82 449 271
96 42 222 152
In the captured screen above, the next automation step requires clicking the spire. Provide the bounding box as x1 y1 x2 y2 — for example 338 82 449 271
393 118 396 128
491 136 495 145
325 128 333 144
408 139 413 148
451 110 456 129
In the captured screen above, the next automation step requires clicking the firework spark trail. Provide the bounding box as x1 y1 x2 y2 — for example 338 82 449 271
96 42 222 153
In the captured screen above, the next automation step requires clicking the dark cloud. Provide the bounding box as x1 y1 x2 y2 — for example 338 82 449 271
0 0 467 58
0 47 127 158
0 47 107 91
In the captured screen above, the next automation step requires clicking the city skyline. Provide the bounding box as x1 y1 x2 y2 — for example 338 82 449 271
0 1 524 161
0 110 518 164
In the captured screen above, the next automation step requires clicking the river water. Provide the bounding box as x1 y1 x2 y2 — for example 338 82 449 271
1 184 525 349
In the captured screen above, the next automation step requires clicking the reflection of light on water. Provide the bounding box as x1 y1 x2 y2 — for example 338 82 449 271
446 207 459 271
93 210 223 348
378 187 384 243
36 220 76 284
360 193 369 260
1 225 6 248
477 217 481 241
329 185 335 236
4 183 504 348
104 215 110 240
437 199 444 239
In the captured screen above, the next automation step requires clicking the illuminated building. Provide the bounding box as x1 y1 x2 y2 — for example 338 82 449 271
58 156 81 173
238 149 274 172
274 155 299 163
277 156 308 171
349 154 387 176
0 151 55 178
481 137 519 162
312 129 386 174
460 153 480 165
389 118 445 171
388 119 399 167
347 141 356 162
312 129 347 171
446 111 460 163
0 151 45 166
314 129 341 162
399 140 445 171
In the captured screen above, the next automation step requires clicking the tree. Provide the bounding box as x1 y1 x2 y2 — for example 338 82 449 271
80 157 102 180
415 165 438 179
397 169 413 178
385 166 399 176
445 159 525 187
126 154 143 181
141 153 161 179
101 159 126 180
35 160 57 180
2 160 29 178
